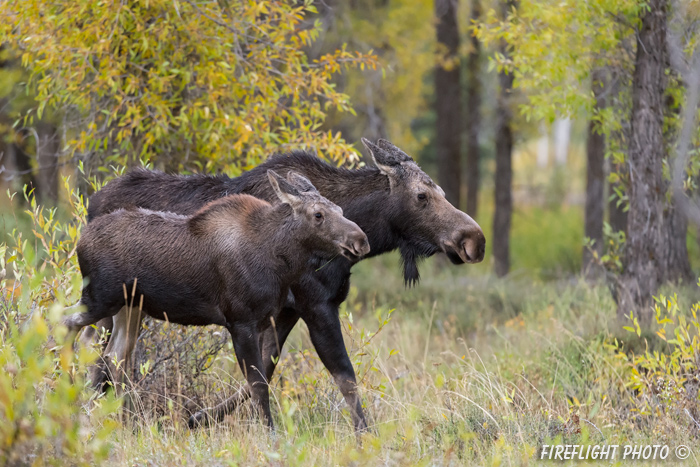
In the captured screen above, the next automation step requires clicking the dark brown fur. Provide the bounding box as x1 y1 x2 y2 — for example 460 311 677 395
64 172 369 428
84 139 485 431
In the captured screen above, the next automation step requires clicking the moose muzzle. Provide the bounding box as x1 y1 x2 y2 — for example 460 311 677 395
442 226 486 265
339 228 370 260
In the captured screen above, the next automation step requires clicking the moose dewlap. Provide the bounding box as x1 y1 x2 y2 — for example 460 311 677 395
63 170 369 428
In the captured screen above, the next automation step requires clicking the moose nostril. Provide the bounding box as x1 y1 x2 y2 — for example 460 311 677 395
354 236 369 256
460 242 473 262
460 228 486 263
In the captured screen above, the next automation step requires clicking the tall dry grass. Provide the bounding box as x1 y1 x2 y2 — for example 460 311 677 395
2 183 699 466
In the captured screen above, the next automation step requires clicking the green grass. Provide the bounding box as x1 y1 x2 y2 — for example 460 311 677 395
95 262 697 465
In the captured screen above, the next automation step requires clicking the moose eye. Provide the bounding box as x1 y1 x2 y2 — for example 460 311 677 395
417 193 427 201
315 212 323 219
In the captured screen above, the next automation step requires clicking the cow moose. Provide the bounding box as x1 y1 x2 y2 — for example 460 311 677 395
84 138 486 431
63 170 370 428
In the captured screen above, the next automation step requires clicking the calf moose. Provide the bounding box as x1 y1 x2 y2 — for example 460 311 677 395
85 138 485 431
64 170 369 428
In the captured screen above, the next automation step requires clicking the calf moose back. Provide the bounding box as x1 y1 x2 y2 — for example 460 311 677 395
85 138 485 431
64 171 369 428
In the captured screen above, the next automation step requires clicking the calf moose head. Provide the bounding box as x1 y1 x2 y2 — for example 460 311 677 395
361 138 485 285
268 170 370 260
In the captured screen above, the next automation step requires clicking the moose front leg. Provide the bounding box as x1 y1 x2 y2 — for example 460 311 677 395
189 308 300 428
305 306 368 433
227 322 273 428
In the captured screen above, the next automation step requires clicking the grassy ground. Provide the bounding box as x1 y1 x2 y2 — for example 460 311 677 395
2 183 699 465
91 255 696 466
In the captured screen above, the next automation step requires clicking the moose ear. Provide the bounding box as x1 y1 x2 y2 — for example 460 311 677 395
267 170 302 211
362 137 411 177
377 139 413 163
286 171 318 194
361 137 394 176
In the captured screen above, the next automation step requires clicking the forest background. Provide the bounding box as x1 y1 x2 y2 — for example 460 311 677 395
1 0 700 465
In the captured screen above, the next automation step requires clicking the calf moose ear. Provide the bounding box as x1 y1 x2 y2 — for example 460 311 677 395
286 171 318 194
362 137 411 177
267 170 303 211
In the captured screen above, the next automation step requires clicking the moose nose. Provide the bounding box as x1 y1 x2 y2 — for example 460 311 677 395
458 227 486 263
350 233 370 257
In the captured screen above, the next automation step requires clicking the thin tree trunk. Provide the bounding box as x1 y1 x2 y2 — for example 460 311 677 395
616 0 668 323
608 177 628 234
465 0 481 217
493 0 515 278
659 58 693 284
608 73 629 236
661 202 693 283
12 129 37 201
583 69 606 279
553 118 572 165
435 0 462 208
36 121 60 205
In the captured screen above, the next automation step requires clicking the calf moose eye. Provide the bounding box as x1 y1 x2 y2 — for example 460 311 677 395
315 212 323 219
417 193 427 201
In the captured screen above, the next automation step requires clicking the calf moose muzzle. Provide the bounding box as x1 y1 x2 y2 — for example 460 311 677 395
339 231 370 260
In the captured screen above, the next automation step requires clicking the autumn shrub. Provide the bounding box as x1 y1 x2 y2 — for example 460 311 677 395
123 319 231 423
0 184 120 465
617 290 700 434
0 0 378 176
0 178 240 460
0 311 119 466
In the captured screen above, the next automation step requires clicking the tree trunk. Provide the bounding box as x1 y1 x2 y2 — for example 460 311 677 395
35 121 60 205
661 202 693 283
465 0 481 217
616 0 668 323
608 177 628 234
536 122 549 168
659 59 693 284
435 0 462 208
493 0 515 278
553 118 572 165
12 129 37 201
608 74 628 236
583 69 606 279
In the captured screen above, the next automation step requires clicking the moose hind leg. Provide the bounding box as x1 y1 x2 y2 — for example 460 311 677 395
97 306 144 396
62 300 119 335
79 316 114 350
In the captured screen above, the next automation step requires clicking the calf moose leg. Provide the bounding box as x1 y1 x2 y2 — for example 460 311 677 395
63 300 121 336
190 306 369 432
80 316 114 350
92 306 143 395
305 306 368 432
227 323 273 428
189 308 300 428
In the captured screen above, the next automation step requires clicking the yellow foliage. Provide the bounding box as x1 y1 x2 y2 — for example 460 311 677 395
0 0 378 173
